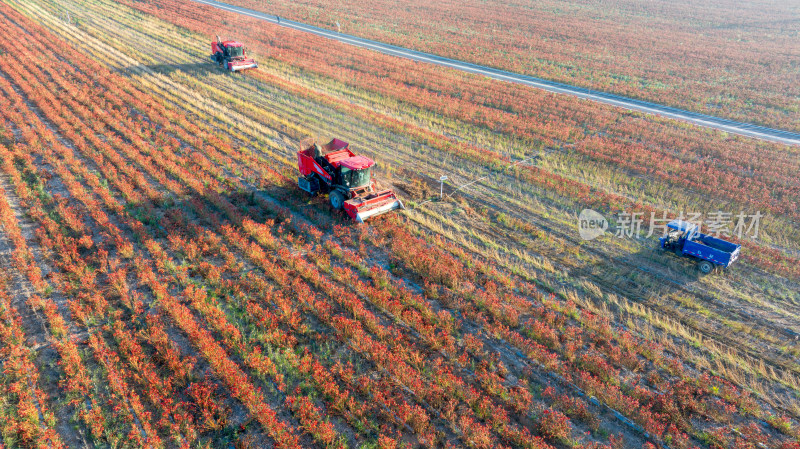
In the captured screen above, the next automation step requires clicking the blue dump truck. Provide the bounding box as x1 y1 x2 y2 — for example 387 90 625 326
659 219 741 274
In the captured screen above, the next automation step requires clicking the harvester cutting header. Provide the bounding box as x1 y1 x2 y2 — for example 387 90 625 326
210 35 258 72
297 139 404 222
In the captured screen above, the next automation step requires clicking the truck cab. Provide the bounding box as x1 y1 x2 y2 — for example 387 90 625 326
660 219 741 273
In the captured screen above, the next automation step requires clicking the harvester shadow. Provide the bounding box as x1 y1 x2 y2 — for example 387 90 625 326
154 180 354 241
114 62 214 77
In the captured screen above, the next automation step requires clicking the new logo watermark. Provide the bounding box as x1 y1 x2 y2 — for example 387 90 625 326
577 209 762 241
578 209 608 241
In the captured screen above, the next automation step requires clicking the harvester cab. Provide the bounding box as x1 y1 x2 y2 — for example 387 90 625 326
297 139 404 222
210 36 258 72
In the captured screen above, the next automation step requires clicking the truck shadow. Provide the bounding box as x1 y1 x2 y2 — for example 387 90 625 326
591 237 706 296
627 241 706 284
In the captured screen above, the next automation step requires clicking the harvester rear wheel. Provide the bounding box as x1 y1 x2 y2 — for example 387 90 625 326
330 190 345 210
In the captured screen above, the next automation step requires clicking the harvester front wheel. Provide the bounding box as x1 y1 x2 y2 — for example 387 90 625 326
330 190 345 210
215 52 223 67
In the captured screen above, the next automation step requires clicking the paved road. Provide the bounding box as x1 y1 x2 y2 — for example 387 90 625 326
193 0 800 146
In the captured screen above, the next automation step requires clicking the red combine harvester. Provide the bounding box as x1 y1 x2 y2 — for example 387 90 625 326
297 138 404 222
210 36 258 72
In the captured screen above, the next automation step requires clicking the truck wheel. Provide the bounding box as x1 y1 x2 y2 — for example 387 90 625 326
698 261 714 274
330 190 345 210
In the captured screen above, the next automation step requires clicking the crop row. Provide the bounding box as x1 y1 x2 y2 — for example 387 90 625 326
220 0 800 131
119 0 800 275
126 0 800 222
1 7 538 446
52 0 800 399
1 1 798 448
